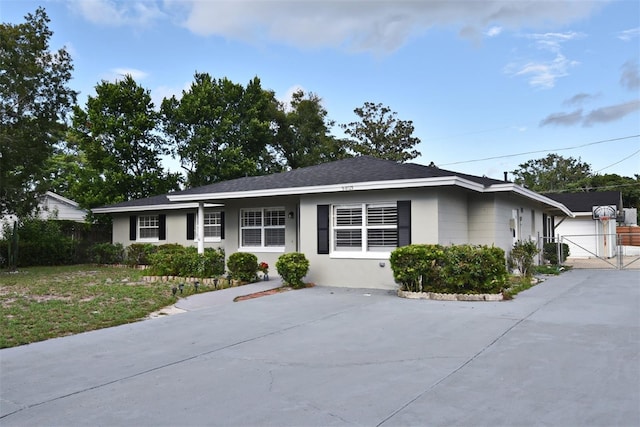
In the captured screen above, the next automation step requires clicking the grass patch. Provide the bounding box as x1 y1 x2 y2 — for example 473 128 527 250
0 265 220 348
534 264 570 275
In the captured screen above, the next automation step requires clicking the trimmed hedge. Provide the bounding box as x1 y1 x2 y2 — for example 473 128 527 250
148 245 225 278
227 252 258 282
276 252 309 289
390 244 508 294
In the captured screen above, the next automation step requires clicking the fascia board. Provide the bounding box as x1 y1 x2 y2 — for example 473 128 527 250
488 183 575 217
167 177 486 202
44 191 81 208
92 202 222 214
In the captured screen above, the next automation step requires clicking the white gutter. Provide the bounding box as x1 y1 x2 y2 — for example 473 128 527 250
487 183 574 217
92 202 222 214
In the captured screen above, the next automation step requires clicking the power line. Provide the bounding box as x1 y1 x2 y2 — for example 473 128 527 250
438 134 640 167
595 148 640 173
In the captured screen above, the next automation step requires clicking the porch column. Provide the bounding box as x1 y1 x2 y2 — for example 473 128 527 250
197 202 205 254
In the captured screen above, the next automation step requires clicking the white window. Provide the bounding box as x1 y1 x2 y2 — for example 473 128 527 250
139 215 159 240
240 208 285 250
195 211 222 242
333 204 397 253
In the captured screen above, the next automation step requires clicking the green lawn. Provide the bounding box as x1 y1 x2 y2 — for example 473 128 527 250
0 265 217 349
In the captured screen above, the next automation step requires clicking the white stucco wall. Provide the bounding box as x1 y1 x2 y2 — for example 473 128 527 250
437 188 469 245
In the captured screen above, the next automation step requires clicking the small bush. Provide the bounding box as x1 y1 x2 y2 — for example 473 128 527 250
90 242 125 265
227 252 258 282
441 245 508 294
508 240 540 278
390 244 445 292
543 242 570 265
125 243 157 266
276 252 309 289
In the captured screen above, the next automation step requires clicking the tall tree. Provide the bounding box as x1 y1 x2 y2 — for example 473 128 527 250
71 75 181 207
511 154 592 192
161 73 281 187
274 90 350 169
0 7 77 216
340 102 420 163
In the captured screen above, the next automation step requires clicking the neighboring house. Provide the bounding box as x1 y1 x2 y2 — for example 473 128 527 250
0 191 88 237
93 156 572 289
544 191 623 258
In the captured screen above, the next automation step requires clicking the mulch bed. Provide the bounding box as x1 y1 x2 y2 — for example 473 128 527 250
233 283 315 302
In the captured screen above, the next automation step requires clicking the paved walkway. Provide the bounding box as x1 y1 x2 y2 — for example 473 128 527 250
1 269 639 426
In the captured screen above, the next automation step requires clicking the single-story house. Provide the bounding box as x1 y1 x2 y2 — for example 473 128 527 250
544 191 632 258
0 191 88 238
93 156 573 289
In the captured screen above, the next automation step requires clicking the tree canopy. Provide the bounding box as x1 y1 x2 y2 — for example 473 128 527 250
340 102 421 163
0 7 77 216
161 73 281 187
71 75 181 208
511 154 593 193
274 90 350 169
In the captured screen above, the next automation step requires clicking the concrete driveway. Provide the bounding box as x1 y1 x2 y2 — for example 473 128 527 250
1 269 639 426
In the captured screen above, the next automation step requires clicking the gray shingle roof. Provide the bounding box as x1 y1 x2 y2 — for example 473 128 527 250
543 191 622 212
172 156 505 197
95 156 508 210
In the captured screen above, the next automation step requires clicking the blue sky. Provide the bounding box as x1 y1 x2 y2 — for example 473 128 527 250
2 0 639 182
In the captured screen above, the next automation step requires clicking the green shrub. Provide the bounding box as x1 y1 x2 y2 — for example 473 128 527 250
391 244 508 294
227 252 258 282
276 252 309 288
441 245 508 294
390 244 445 292
90 242 125 265
542 242 570 265
3 218 78 267
508 240 540 278
125 243 157 266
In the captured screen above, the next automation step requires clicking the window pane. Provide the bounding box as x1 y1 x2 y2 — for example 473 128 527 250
242 229 262 246
335 229 362 250
265 228 285 246
204 212 221 238
367 206 397 225
335 207 362 226
139 215 159 238
367 229 397 250
242 211 262 227
264 209 285 226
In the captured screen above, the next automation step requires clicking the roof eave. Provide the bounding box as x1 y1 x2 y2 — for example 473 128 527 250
92 202 223 214
489 184 575 217
167 177 487 202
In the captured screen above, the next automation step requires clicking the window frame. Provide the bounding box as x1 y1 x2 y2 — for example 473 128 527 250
239 207 286 252
331 203 398 258
138 214 160 242
195 211 223 242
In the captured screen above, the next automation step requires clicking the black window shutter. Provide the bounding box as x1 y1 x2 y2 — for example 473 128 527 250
186 213 195 240
129 215 137 241
158 214 166 240
317 205 330 254
397 200 411 247
220 212 225 239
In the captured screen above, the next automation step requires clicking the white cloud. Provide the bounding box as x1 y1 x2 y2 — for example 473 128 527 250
485 26 503 37
506 53 579 89
617 27 640 42
102 68 149 82
69 0 164 27
504 31 583 89
164 0 601 53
